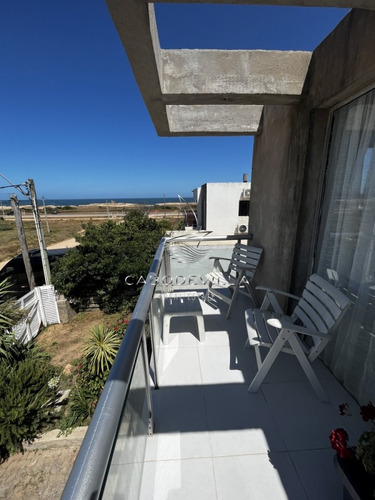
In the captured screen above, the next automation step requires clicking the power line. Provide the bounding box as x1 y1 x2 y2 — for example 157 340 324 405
0 172 29 196
0 173 51 285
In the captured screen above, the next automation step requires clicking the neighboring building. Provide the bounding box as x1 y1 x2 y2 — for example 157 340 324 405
193 179 250 234
106 2 375 403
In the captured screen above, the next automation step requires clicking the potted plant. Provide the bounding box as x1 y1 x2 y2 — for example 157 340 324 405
330 402 375 499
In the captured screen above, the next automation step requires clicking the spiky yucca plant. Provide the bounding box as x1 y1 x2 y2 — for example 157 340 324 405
83 323 122 376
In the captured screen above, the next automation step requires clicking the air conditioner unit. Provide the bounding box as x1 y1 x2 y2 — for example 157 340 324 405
243 189 251 198
235 224 248 234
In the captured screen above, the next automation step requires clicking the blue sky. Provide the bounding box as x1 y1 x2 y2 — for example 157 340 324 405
0 1 349 200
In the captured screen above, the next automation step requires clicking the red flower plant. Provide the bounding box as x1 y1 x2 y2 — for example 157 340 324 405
329 428 353 459
331 402 375 473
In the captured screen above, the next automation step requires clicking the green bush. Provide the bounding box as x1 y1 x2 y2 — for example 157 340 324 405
51 210 163 313
0 278 59 460
0 357 57 459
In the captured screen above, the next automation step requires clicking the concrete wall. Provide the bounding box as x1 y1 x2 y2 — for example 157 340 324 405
308 9 375 110
250 8 375 295
292 8 375 293
249 104 309 293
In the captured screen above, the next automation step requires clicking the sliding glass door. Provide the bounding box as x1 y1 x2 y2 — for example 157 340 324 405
315 88 375 403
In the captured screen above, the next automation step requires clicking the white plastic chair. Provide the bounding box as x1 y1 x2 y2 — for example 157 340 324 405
205 243 263 319
245 274 350 401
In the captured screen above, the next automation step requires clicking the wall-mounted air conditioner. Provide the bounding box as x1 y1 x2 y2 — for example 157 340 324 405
235 224 248 234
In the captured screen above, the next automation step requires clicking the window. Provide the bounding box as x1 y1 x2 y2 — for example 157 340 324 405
238 200 249 216
314 88 375 402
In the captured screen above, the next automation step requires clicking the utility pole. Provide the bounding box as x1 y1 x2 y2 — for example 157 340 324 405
10 195 35 290
28 179 51 285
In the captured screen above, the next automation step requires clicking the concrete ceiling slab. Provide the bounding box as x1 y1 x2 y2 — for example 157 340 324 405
166 104 264 135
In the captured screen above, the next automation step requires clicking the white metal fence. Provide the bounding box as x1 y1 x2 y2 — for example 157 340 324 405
13 285 60 344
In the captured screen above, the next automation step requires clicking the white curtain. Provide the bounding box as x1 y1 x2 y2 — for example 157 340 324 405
315 89 375 403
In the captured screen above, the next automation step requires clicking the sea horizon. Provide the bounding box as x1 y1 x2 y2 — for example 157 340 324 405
0 197 194 207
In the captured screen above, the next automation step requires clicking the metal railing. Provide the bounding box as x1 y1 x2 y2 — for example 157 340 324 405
61 238 166 500
62 233 244 499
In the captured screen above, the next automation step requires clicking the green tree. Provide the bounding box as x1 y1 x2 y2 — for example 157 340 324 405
51 210 164 312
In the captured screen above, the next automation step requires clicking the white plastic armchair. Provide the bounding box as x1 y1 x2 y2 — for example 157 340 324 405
205 243 263 319
245 274 350 401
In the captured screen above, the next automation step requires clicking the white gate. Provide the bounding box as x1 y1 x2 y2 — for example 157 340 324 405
13 285 60 344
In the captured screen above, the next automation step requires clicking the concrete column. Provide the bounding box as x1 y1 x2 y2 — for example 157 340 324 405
249 103 309 295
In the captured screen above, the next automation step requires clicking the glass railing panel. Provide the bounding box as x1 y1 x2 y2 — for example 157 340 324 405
149 238 236 381
62 236 243 499
166 241 235 291
101 336 150 499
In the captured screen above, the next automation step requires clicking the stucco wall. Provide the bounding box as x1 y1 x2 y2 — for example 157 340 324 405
204 182 250 233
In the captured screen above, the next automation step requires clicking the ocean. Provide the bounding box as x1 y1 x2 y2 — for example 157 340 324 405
0 197 194 207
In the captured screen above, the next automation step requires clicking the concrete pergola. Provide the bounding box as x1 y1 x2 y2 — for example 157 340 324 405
106 1 375 136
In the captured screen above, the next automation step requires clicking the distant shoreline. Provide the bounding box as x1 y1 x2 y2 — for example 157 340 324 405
0 197 194 207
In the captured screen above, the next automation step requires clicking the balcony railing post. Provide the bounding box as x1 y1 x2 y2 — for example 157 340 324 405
141 329 154 436
148 308 160 389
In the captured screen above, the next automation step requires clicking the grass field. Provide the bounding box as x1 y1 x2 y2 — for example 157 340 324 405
0 218 96 262
0 203 185 262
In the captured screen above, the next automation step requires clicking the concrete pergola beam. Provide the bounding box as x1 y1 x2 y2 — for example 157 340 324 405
161 49 311 103
106 0 373 136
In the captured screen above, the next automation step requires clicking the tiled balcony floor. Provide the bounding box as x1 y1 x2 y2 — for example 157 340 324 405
140 293 366 500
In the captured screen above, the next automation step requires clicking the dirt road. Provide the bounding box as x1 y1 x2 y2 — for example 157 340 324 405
0 237 79 270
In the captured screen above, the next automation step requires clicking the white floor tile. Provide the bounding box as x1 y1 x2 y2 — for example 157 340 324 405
198 345 254 385
204 384 286 455
261 381 344 450
213 453 308 500
157 347 202 386
244 347 332 385
146 386 211 461
289 449 343 500
140 458 217 500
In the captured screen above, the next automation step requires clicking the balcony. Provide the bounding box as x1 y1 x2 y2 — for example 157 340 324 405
62 235 366 500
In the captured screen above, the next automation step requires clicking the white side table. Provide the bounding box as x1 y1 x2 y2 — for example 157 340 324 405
162 292 206 344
